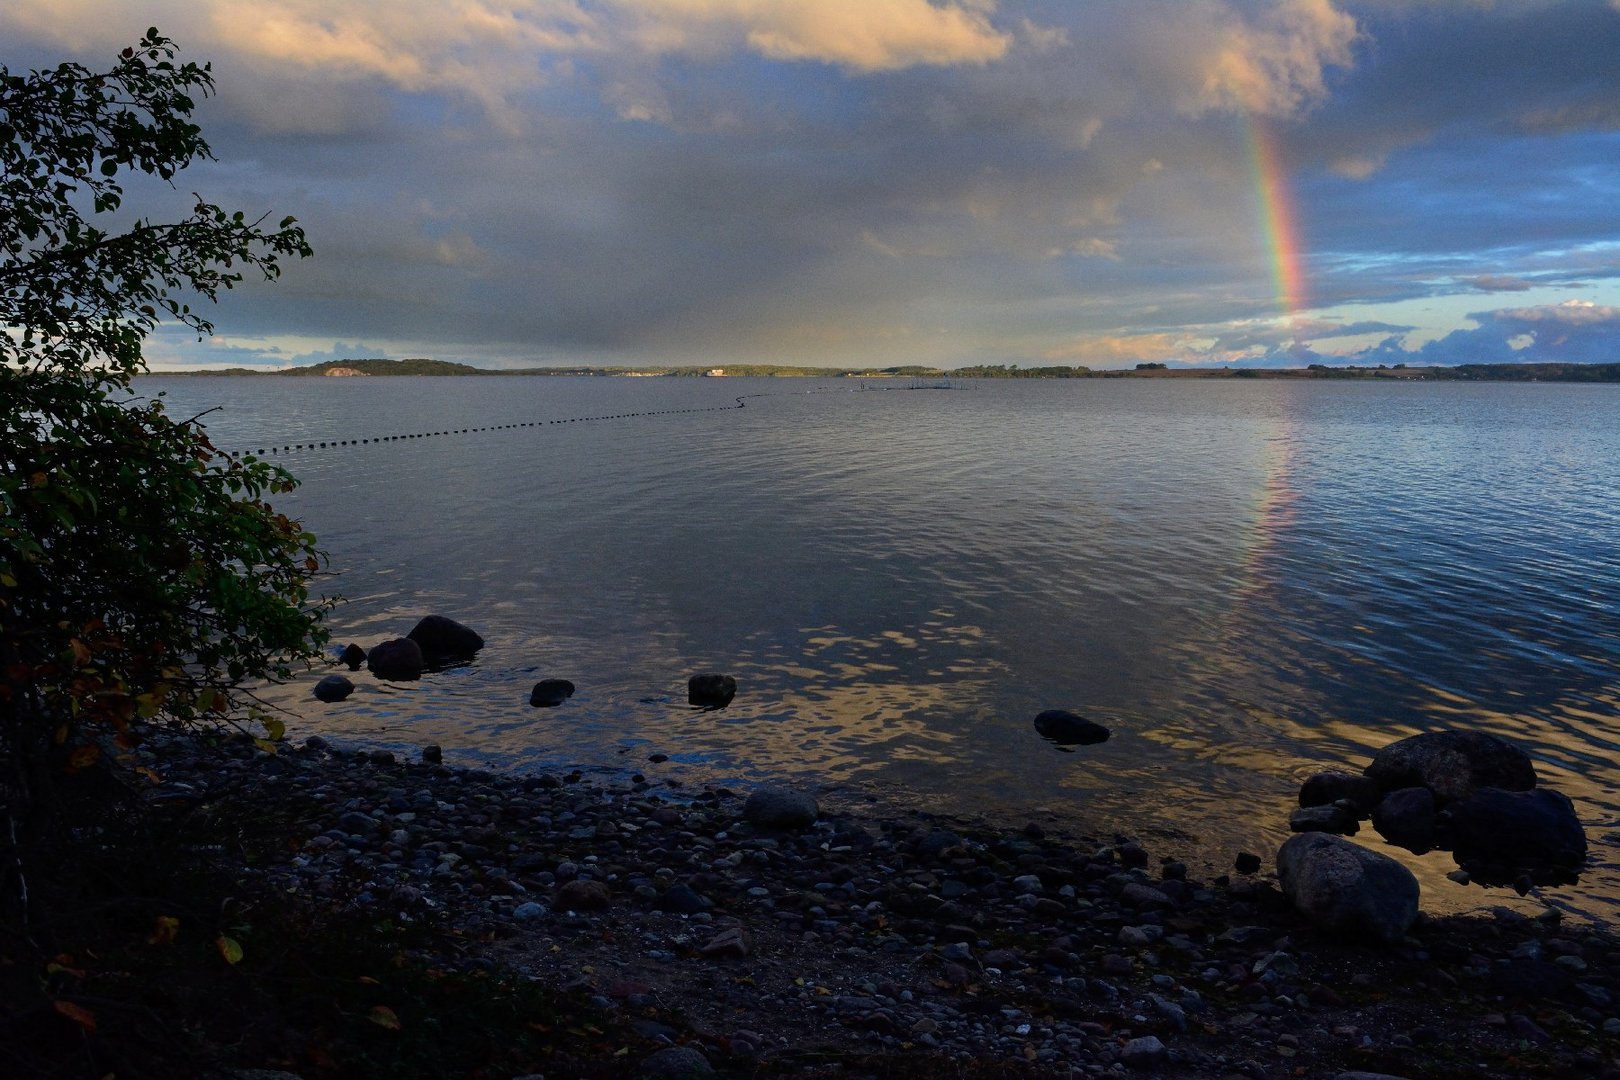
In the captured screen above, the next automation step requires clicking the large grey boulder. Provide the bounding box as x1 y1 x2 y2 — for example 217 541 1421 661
367 638 424 681
742 785 819 829
1444 786 1586 876
406 615 484 661
1363 730 1536 803
1277 832 1419 945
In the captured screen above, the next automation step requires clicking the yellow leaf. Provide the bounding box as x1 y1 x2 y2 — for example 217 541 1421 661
149 916 180 946
368 1005 401 1031
53 1000 96 1031
261 717 286 741
252 738 279 756
216 935 243 965
66 745 100 772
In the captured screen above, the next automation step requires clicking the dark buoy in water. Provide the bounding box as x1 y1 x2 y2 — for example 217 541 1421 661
530 679 576 708
1033 709 1111 746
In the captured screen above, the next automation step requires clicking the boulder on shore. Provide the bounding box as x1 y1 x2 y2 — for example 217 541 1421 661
688 673 736 709
1032 709 1111 747
742 786 819 830
1370 786 1439 854
367 638 424 681
406 615 484 662
339 643 367 671
1444 786 1586 878
529 679 576 708
1363 730 1536 804
1277 832 1419 945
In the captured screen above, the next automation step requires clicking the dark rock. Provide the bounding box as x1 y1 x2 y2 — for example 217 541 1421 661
339 643 367 670
1445 786 1586 877
529 678 576 708
1299 770 1382 813
637 1045 715 1079
1371 787 1438 854
406 614 484 661
688 673 736 708
1364 730 1536 803
313 674 354 703
659 884 713 914
1120 1035 1167 1069
337 811 376 835
1289 801 1360 835
367 638 424 681
1234 852 1262 874
699 927 751 957
421 744 442 764
1276 832 1419 945
742 786 818 829
1487 958 1572 1003
555 879 611 911
1032 709 1111 746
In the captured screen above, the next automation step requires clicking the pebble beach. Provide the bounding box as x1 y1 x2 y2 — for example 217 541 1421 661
138 730 1620 1079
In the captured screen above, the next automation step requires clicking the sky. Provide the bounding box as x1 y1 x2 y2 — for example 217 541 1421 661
3 0 1618 371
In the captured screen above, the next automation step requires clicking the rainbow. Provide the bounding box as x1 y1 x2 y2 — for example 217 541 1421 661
1245 114 1307 321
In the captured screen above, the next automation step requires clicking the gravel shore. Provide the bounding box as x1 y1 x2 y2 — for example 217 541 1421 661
146 732 1620 1079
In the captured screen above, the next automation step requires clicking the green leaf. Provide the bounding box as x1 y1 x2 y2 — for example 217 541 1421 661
216 935 243 965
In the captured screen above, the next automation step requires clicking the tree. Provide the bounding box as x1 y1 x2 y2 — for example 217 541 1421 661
0 30 330 920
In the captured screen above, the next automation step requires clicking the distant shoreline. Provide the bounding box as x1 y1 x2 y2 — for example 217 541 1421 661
146 357 1620 383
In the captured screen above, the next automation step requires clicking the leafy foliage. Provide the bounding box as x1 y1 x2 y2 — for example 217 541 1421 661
0 30 329 919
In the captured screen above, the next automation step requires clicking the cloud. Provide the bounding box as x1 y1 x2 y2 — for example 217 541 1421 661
614 0 1012 72
1183 0 1362 117
1468 274 1534 292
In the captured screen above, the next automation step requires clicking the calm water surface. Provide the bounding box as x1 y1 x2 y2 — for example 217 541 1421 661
139 375 1620 921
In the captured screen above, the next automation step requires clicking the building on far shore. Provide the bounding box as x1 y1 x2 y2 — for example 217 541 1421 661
323 366 368 377
704 368 726 377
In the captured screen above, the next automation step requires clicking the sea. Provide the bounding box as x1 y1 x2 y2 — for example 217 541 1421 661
135 374 1620 923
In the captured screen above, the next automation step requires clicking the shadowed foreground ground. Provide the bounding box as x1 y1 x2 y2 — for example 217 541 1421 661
4 732 1618 1079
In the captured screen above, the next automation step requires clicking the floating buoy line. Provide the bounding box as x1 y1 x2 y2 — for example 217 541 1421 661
222 380 967 459
226 395 753 458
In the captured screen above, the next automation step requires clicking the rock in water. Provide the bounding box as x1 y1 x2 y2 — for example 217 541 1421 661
1276 832 1419 945
1444 786 1586 877
1363 730 1536 803
313 674 354 703
366 638 424 681
1289 801 1360 835
1299 770 1382 814
529 678 575 707
406 615 484 662
1371 786 1438 854
688 673 736 708
339 643 367 671
1032 709 1111 746
742 786 819 829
